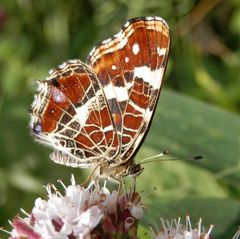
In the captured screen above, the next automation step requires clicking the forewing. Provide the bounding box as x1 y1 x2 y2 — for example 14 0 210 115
30 60 118 167
87 16 170 163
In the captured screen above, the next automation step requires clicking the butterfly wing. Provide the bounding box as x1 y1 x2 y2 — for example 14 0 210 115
30 60 119 167
30 16 170 174
87 16 170 164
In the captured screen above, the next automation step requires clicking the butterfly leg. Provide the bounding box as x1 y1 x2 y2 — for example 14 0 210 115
117 177 125 195
81 163 101 187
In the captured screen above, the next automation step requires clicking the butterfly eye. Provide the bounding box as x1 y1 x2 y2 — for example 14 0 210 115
128 164 143 177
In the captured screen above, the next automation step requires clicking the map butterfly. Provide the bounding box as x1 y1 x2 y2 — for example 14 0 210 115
29 16 170 180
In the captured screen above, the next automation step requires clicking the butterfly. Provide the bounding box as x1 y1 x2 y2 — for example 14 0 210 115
29 16 170 181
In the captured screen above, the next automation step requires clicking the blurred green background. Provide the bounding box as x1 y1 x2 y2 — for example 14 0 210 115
0 0 240 238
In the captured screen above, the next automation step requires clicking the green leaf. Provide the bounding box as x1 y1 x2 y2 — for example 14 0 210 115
136 146 227 199
134 89 240 239
141 89 240 185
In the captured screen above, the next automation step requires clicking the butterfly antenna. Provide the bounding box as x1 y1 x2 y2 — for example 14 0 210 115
139 150 202 165
139 150 168 164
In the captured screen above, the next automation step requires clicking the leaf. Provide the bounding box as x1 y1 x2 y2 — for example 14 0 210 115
141 89 240 185
136 146 227 199
134 89 240 239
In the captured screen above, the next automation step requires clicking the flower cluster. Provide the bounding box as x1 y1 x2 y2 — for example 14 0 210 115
7 175 143 239
151 216 214 239
3 176 240 239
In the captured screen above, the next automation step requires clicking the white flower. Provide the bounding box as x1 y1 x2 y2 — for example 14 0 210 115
6 175 144 239
72 206 102 236
151 216 214 239
130 203 144 219
29 181 103 239
102 190 118 214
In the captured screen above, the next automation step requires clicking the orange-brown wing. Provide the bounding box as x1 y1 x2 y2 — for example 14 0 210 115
87 16 170 164
30 60 119 167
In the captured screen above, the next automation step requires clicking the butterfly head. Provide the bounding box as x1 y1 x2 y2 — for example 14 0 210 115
126 163 144 177
98 161 144 181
